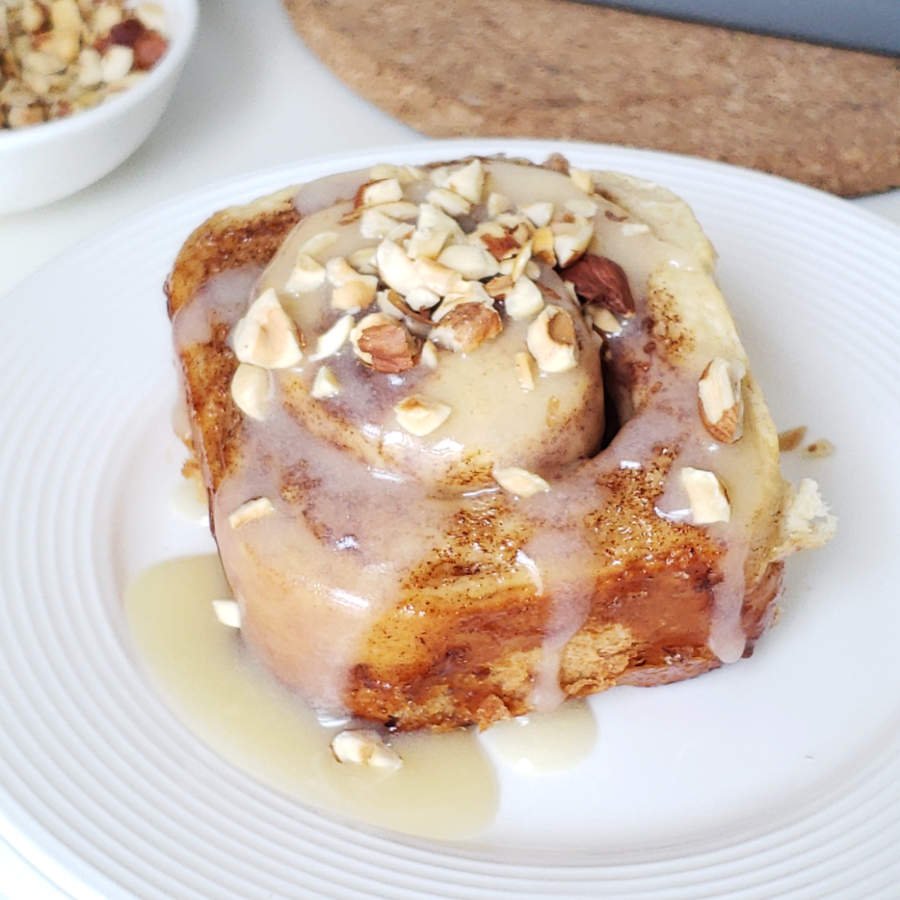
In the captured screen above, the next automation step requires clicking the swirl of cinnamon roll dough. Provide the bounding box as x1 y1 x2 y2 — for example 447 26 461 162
167 155 835 730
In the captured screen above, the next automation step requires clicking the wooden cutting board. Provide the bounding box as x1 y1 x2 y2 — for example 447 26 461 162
283 0 899 197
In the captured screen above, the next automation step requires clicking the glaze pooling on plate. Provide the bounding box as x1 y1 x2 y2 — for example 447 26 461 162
169 155 832 731
124 554 499 840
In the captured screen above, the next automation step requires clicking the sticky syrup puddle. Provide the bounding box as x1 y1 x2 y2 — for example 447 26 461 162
124 555 597 841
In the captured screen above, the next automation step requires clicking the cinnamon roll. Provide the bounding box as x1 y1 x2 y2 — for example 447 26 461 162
166 155 835 730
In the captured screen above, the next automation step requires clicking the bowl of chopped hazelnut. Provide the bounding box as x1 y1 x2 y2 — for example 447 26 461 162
0 0 197 214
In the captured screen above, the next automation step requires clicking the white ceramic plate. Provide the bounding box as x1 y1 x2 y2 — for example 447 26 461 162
1 140 898 898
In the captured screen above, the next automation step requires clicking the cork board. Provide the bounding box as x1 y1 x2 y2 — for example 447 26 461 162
284 0 900 197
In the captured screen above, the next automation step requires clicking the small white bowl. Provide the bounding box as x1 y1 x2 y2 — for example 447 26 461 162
0 0 198 215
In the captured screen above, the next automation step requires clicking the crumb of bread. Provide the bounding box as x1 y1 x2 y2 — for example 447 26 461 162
775 478 837 556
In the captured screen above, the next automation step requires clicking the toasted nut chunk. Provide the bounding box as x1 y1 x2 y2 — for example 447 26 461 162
133 29 167 69
445 158 485 203
379 289 434 331
356 321 419 373
698 358 745 444
331 729 402 771
311 365 341 399
101 45 134 82
230 362 271 420
415 257 467 296
430 303 502 353
778 426 807 452
480 229 524 262
8 105 45 127
23 50 66 76
802 438 835 459
417 202 464 237
233 289 303 369
40 28 80 64
326 256 363 286
531 226 556 266
312 315 354 360
108 17 147 47
515 352 537 391
376 201 419 222
394 395 452 436
437 244 500 280
495 212 530 231
522 201 554 228
377 298 432 338
332 280 375 311
299 231 339 258
360 207 402 240
355 177 403 208
426 187 471 217
487 192 511 217
211 599 241 629
376 290 404 320
493 466 550 497
403 286 441 312
376 239 422 295
527 306 578 373
587 306 622 335
326 257 378 309
429 165 452 187
431 282 493 322
350 312 393 361
406 226 450 260
77 48 103 87
285 253 326 294
680 467 730 524
509 242 533 281
388 221 415 244
420 340 439 369
228 497 276 529
485 274 514 299
569 168 594 193
552 219 594 268
348 246 377 275
505 276 544 320
562 254 635 316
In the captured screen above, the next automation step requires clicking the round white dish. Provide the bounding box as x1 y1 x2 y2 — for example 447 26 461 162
0 0 198 215
0 139 898 898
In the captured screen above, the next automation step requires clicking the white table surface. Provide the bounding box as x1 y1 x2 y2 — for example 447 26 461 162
0 0 897 895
